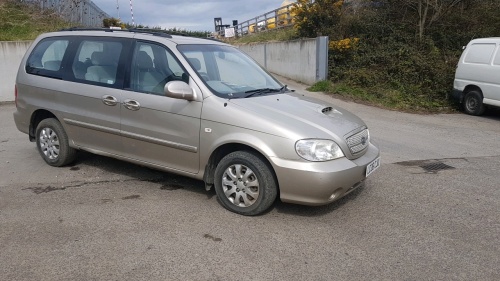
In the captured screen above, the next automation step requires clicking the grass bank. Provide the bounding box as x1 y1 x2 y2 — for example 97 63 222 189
0 0 71 41
308 81 454 114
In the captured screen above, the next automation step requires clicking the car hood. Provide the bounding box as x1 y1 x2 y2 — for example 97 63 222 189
226 92 366 140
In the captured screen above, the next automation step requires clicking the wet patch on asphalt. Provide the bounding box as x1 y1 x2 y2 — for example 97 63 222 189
122 195 140 200
203 233 222 242
160 184 183 191
23 186 67 194
22 175 203 197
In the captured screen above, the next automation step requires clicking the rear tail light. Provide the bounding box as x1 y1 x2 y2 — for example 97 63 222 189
15 85 18 107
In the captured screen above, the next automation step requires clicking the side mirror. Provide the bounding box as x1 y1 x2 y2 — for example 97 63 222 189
164 81 196 101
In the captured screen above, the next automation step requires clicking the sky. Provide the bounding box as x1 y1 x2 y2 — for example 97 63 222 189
92 0 289 32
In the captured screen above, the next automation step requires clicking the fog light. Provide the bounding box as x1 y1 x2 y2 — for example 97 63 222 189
329 188 345 201
328 194 337 201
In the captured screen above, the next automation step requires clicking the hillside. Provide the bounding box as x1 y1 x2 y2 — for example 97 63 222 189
0 0 71 41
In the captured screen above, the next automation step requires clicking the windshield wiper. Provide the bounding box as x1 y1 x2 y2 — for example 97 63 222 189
244 88 281 98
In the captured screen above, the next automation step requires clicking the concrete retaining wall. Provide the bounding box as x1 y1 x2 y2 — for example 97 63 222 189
238 37 328 85
0 41 32 102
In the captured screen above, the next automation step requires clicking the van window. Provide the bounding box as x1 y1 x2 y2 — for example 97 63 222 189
464 43 496 64
26 39 69 77
72 40 123 85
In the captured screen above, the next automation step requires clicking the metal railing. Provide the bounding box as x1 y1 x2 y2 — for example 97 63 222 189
211 2 297 38
22 0 110 27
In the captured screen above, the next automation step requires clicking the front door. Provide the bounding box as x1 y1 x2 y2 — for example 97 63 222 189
120 41 202 174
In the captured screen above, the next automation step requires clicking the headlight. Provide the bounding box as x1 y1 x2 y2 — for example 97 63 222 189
295 139 345 162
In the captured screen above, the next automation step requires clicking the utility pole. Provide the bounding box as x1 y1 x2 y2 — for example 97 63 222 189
117 0 120 19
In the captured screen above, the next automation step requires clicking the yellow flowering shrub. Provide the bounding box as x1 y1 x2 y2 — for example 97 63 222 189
292 0 344 37
329 37 360 52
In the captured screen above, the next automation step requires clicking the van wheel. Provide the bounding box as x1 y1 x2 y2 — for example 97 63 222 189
36 118 76 167
463 90 485 116
214 151 278 216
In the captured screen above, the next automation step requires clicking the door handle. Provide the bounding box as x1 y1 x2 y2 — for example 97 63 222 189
102 95 118 106
123 99 141 111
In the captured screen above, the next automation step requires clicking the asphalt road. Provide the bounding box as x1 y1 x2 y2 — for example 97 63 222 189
1 81 499 280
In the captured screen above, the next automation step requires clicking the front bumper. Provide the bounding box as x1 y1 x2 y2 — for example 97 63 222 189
270 143 380 206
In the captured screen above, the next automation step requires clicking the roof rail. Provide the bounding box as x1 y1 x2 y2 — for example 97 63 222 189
58 27 219 42
60 27 117 32
127 28 175 38
59 27 174 38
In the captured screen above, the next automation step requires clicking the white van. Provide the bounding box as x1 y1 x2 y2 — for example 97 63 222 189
453 37 500 115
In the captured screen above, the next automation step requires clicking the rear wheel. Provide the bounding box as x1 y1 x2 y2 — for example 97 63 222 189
214 151 278 216
35 118 76 167
463 90 485 116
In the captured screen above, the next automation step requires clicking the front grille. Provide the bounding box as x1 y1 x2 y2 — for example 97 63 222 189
346 128 369 154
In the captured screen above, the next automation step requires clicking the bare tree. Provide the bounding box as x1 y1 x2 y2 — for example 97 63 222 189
399 0 464 39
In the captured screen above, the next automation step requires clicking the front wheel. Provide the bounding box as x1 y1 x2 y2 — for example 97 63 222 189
214 151 278 216
463 90 485 116
35 118 76 167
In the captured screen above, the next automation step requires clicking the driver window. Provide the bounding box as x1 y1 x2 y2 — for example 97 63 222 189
130 42 187 95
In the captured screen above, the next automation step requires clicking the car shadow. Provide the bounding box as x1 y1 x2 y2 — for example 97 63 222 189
483 107 500 120
69 151 215 200
69 151 366 216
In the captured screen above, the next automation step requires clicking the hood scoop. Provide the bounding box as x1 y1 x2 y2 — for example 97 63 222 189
321 106 342 116
322 107 333 113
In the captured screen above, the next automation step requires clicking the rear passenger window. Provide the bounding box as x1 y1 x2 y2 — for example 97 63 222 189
464 43 496 64
26 39 69 77
72 40 123 85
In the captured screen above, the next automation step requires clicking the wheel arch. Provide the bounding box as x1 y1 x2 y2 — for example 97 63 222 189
463 85 483 99
203 143 279 193
29 109 57 141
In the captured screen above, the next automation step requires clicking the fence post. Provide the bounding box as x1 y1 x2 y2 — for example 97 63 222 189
263 43 267 69
316 36 329 82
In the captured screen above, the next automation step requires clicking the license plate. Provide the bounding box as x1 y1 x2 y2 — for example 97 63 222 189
366 157 381 177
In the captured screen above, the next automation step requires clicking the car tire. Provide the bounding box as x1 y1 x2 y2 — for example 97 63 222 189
214 151 278 216
463 90 485 116
35 118 76 167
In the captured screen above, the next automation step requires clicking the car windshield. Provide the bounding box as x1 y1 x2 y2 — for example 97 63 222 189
177 44 284 99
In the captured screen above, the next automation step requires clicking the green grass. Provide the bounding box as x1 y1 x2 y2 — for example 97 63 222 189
0 0 72 41
230 28 299 44
307 80 454 113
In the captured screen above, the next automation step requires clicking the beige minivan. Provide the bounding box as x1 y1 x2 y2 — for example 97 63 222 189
13 29 380 215
453 37 500 115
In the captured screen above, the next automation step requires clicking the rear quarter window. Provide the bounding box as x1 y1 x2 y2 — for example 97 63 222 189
464 43 496 64
493 45 500 66
26 39 69 78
